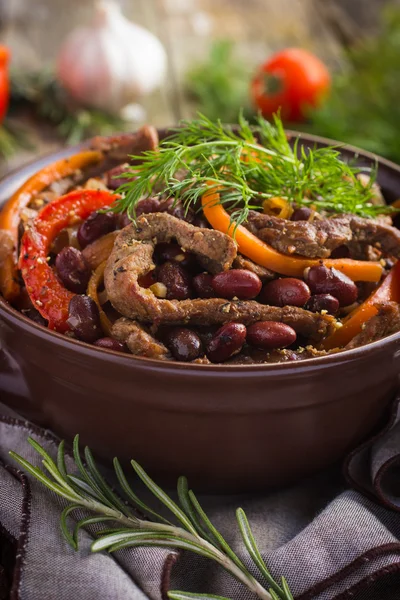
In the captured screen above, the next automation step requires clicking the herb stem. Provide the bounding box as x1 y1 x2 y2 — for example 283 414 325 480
63 497 274 600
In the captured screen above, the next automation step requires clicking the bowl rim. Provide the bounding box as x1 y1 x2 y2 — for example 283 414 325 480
1 129 400 372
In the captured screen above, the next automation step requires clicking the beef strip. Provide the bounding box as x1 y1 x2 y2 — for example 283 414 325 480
245 211 400 259
112 317 170 359
89 125 159 170
232 255 275 281
345 302 400 350
104 213 336 341
82 231 119 270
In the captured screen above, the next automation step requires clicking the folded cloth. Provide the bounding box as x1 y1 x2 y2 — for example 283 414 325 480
0 399 399 600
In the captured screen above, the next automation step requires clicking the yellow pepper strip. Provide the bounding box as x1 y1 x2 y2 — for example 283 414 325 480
87 260 112 336
201 190 383 283
0 150 103 301
262 197 293 219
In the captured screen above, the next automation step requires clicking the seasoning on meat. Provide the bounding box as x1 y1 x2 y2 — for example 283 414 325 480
112 317 170 359
105 213 336 341
245 211 400 259
232 255 275 281
345 302 400 350
90 125 159 163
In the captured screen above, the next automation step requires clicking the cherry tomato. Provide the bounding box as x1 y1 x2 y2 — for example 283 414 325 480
251 48 330 122
0 46 10 123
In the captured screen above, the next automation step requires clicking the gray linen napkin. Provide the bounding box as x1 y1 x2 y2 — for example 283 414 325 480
0 398 399 600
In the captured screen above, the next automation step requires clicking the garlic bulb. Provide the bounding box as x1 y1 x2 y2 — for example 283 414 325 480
57 0 167 115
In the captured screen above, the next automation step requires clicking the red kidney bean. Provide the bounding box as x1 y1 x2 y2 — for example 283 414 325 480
67 295 103 343
193 272 215 298
159 198 195 223
136 197 161 216
291 207 312 221
93 337 127 352
170 204 195 223
206 323 247 363
247 321 297 350
138 270 157 288
78 211 117 248
55 246 91 294
157 261 192 300
166 328 203 362
154 242 195 269
212 269 262 300
105 164 133 190
305 265 358 307
118 198 162 229
260 277 310 307
305 293 339 315
118 212 132 229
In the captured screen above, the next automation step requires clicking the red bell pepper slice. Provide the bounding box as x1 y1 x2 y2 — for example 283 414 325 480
19 189 118 332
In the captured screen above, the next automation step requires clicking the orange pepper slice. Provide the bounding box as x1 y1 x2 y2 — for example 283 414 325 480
321 260 400 350
0 150 103 301
201 190 383 282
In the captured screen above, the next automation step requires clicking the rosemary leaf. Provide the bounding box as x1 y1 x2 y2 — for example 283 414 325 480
57 440 68 480
91 531 217 560
9 451 80 503
113 458 172 526
73 516 120 547
84 447 130 517
72 435 114 508
188 490 247 574
236 508 283 598
177 476 215 545
60 505 81 549
169 592 232 600
131 460 198 536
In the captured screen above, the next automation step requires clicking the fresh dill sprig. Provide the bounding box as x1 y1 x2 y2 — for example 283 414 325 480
10 435 294 600
114 112 390 224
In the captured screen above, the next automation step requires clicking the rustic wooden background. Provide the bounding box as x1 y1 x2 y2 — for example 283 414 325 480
0 0 397 176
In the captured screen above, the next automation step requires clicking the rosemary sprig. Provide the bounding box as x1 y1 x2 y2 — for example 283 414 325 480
10 435 293 600
114 112 389 225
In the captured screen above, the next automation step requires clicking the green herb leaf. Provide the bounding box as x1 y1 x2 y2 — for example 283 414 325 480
9 438 293 600
236 508 283 598
130 460 199 536
169 591 232 600
113 457 172 525
114 112 388 227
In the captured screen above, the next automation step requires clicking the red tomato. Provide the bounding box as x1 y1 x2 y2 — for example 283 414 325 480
251 48 330 122
0 45 10 123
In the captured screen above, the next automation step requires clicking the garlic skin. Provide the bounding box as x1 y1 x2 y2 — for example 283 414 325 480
57 0 167 115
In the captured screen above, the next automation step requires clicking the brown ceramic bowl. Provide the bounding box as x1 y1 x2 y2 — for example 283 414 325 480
1 132 400 493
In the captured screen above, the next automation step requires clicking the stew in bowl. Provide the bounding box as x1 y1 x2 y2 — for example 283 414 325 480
1 115 400 366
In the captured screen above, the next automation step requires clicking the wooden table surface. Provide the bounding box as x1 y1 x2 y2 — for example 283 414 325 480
0 0 394 176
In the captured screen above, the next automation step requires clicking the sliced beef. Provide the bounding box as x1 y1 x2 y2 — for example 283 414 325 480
90 125 159 168
232 255 275 281
245 211 400 259
345 302 400 350
346 216 400 259
82 231 119 270
104 213 335 341
112 317 170 359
